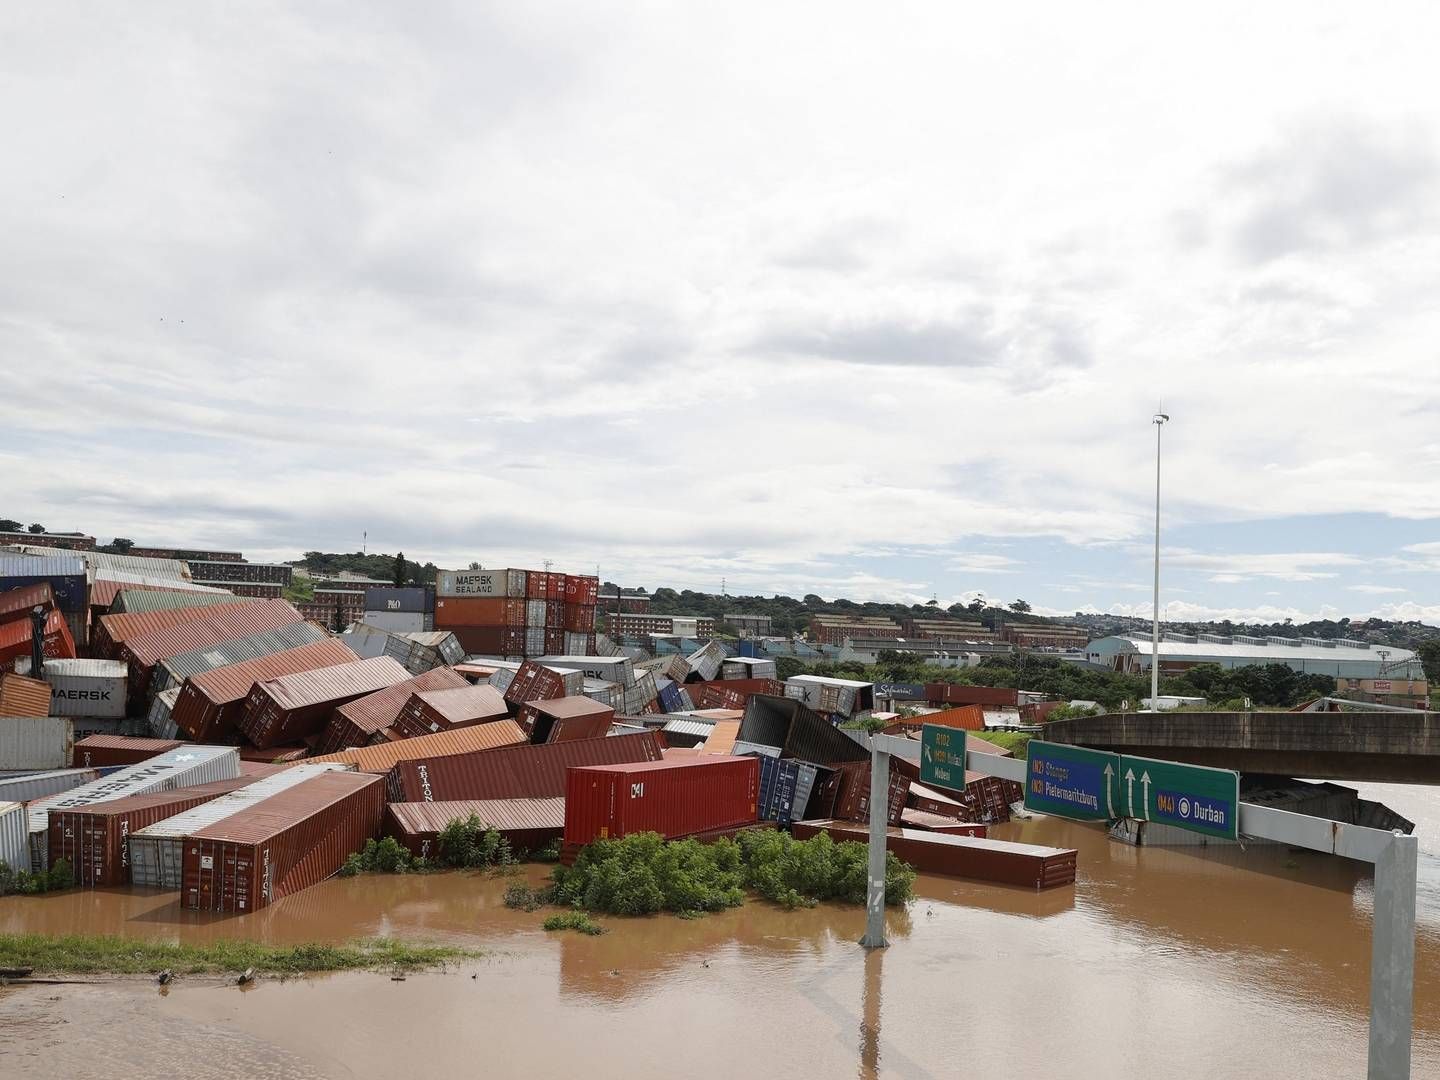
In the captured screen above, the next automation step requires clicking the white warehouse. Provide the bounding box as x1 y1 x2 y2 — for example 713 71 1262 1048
1084 633 1424 682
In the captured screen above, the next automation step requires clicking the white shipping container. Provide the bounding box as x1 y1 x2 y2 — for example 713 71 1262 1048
670 618 699 638
128 763 352 889
435 568 526 598
524 627 545 655
0 716 75 771
26 745 240 871
339 623 396 660
149 687 181 740
362 611 427 634
526 600 547 628
487 668 517 695
563 632 590 655
0 768 101 805
582 679 623 709
0 801 28 873
686 641 726 681
536 655 635 686
43 658 128 719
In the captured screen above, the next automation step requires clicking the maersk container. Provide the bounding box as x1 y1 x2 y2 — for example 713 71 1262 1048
0 555 88 612
0 767 101 805
563 756 760 847
43 658 128 718
535 655 635 685
0 716 75 771
0 801 27 873
435 568 527 599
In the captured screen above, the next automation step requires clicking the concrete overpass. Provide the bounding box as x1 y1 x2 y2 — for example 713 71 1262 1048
1041 711 1440 784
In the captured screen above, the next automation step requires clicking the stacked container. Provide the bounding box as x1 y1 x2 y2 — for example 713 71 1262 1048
0 555 88 649
319 666 470 753
240 656 412 749
390 684 509 740
433 569 598 658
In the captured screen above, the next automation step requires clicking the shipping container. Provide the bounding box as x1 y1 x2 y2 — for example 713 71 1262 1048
0 673 52 717
129 764 350 889
502 660 582 707
447 626 504 654
0 767 100 806
118 600 306 701
391 685 510 740
515 696 615 744
386 730 666 802
791 820 1077 888
107 587 244 616
0 608 76 668
700 718 741 756
525 600 547 628
534 655 635 685
72 734 181 768
0 582 54 625
384 797 565 860
89 575 233 611
784 675 874 717
187 560 294 585
525 627 545 655
562 630 591 655
148 687 181 740
435 568 527 599
320 667 469 754
564 756 759 847
240 655 412 749
359 611 427 634
304 719 528 774
0 555 88 612
721 657 779 680
564 575 600 605
26 745 240 870
828 759 912 826
0 716 74 771
182 770 385 912
686 678 785 711
526 572 550 600
403 631 464 668
752 754 824 825
900 809 989 836
41 658 127 718
637 654 691 684
562 603 595 633
736 695 869 766
361 586 433 614
151 621 331 697
685 641 726 681
547 573 567 602
240 745 309 763
433 596 526 628
925 683 1020 708
86 552 191 580
49 776 256 887
94 598 272 659
171 639 359 743
0 801 27 873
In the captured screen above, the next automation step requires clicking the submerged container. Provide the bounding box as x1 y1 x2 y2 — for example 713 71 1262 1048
180 770 385 912
385 797 565 860
304 719 528 774
43 659 128 718
564 756 760 847
0 801 27 873
0 716 75 771
319 667 469 754
72 734 181 768
130 763 351 889
240 655 411 749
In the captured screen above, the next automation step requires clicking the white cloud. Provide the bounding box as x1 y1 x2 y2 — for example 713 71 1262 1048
1163 549 1363 582
1347 584 1407 595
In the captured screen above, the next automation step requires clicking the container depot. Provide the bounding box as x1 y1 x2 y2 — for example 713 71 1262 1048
384 797 565 860
516 696 615 743
26 745 241 870
390 684 510 739
0 673 53 717
304 719 528 773
171 639 359 742
72 734 181 768
0 716 75 771
150 621 332 698
318 666 469 753
0 801 27 873
0 608 76 667
42 658 128 718
563 756 760 848
129 764 351 889
48 776 257 887
0 768 100 805
240 655 411 748
181 770 385 913
792 820 1078 889
385 730 666 803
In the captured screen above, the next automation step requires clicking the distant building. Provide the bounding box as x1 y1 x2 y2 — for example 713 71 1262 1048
1002 624 1089 649
724 613 772 636
128 546 244 562
839 637 1012 666
809 614 903 645
612 612 715 638
905 617 997 641
0 530 96 551
598 592 651 615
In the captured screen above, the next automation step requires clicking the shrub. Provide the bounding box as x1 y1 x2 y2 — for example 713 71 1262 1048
736 831 915 910
542 912 604 935
503 883 553 912
0 858 74 896
551 833 745 916
338 837 419 877
436 815 514 869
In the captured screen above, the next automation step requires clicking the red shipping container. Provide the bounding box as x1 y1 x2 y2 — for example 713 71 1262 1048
925 683 1019 708
181 771 385 912
72 735 182 768
48 777 257 887
446 626 505 654
564 576 599 605
502 661 568 707
172 639 360 743
564 756 759 847
306 719 527 772
828 760 911 827
240 655 411 749
239 745 309 763
917 705 985 731
390 684 510 740
563 603 596 633
0 607 76 667
544 600 564 628
547 573 566 601
118 600 306 701
384 797 565 860
433 596 526 629
320 666 470 753
543 628 565 654
0 582 55 626
515 696 615 743
94 599 272 660
526 572 550 600
385 730 665 802
0 673 52 717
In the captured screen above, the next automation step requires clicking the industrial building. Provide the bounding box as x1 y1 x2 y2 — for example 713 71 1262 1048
808 614 903 645
598 592 651 616
1002 624 1089 649
724 613 772 636
610 612 714 638
840 636 1012 666
905 618 997 641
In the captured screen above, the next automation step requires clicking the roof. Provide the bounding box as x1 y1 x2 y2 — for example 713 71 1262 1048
1097 635 1414 663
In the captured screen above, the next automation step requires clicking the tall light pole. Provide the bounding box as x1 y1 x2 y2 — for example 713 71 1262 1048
1151 409 1170 709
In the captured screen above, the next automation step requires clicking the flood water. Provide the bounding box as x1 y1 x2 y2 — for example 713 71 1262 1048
1 785 1438 1079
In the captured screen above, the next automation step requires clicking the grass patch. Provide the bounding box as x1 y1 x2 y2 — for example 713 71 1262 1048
0 934 475 976
971 730 1032 755
542 912 604 936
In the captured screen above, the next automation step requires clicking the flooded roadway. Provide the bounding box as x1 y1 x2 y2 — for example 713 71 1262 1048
1 785 1438 1079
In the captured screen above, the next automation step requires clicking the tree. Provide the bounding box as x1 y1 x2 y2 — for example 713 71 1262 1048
467 561 482 571
332 598 347 633
966 598 985 616
925 598 939 607
27 523 45 534
0 519 21 532
108 538 135 553
1418 641 1440 683
1010 600 1032 614
393 552 407 586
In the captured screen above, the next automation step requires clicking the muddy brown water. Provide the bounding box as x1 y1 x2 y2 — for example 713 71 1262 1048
1 784 1438 1079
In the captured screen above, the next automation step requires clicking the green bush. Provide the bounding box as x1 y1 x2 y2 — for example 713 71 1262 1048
551 833 746 916
503 883 553 911
0 858 74 896
736 831 915 910
542 912 604 935
338 837 425 877
437 815 515 869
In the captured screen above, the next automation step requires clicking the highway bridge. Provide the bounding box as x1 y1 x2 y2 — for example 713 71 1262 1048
1041 710 1440 784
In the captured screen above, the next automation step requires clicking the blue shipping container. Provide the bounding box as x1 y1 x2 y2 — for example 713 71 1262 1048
0 556 89 612
657 681 685 713
363 586 434 614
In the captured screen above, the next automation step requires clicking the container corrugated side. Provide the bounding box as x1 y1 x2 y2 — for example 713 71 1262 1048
148 688 181 739
109 588 244 616
304 719 528 774
564 756 759 846
391 685 509 739
0 716 75 772
0 673 54 718
181 771 385 912
0 800 27 872
119 600 306 699
435 569 526 599
384 797 565 860
0 582 54 625
0 768 100 805
239 656 411 749
319 667 469 754
0 555 88 612
42 658 128 719
72 734 181 768
129 764 351 889
152 622 331 696
95 599 267 658
0 609 76 668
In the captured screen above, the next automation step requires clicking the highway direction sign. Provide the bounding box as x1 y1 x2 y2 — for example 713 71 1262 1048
1119 754 1239 840
1024 740 1120 822
919 724 966 792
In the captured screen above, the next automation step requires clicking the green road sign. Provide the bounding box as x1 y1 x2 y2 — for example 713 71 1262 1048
919 724 966 792
1023 740 1121 821
1119 754 1240 840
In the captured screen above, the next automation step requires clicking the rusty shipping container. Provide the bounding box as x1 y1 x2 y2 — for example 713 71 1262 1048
925 683 1020 708
564 756 759 847
384 797 565 860
239 656 411 749
151 622 332 698
48 777 256 887
117 600 305 701
564 575 600 605
319 666 469 754
0 608 76 668
433 596 526 629
171 639 359 742
181 771 385 913
515 696 615 743
386 730 665 803
72 734 182 768
737 695 869 766
240 745 309 763
390 684 510 740
0 673 53 718
0 581 54 625
792 820 1077 888
93 598 267 660
526 572 551 600
305 719 528 773
502 660 574 707
826 759 912 827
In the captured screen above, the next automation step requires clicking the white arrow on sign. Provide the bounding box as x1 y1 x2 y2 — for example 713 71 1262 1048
1140 771 1152 821
923 744 932 764
1124 768 1136 818
1103 763 1115 818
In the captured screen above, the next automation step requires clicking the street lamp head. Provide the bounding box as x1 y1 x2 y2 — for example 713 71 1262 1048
1153 412 1170 425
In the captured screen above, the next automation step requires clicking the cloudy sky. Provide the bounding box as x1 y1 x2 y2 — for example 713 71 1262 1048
3 3 1439 623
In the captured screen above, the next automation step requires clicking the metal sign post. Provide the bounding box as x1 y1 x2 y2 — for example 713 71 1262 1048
860 740 890 949
1370 832 1418 1079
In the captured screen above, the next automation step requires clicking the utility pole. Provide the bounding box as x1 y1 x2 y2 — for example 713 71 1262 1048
1151 408 1170 710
